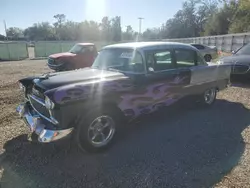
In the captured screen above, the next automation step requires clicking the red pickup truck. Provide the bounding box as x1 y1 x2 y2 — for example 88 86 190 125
47 43 98 71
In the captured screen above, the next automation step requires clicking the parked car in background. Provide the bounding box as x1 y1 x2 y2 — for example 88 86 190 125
191 43 218 62
17 42 231 152
219 43 250 77
47 43 98 71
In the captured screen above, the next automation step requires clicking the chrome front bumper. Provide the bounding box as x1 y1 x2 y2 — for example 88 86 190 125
47 62 65 71
16 103 74 143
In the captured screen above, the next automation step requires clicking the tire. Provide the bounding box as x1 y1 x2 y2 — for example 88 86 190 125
74 106 121 153
204 54 212 62
199 88 217 106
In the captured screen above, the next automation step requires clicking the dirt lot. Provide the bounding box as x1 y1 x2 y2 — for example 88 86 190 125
1 60 250 188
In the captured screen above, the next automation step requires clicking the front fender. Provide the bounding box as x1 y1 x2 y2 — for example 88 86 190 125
47 79 132 105
19 76 37 87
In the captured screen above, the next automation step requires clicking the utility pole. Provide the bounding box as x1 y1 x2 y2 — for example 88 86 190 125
3 20 8 40
138 17 144 41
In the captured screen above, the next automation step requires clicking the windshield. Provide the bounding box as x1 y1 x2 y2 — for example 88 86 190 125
236 44 250 55
92 48 145 73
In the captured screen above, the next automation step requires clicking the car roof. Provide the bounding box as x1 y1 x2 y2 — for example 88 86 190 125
77 43 95 46
103 42 197 51
190 43 204 45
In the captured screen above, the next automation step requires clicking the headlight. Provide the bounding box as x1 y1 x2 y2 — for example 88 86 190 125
45 96 55 110
18 82 25 92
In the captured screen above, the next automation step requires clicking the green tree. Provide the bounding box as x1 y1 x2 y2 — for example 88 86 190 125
143 28 161 40
111 16 122 42
6 27 23 39
100 17 111 41
122 25 134 41
143 0 220 40
229 0 250 33
78 21 101 41
53 14 66 40
0 34 6 40
196 0 220 35
24 22 55 40
53 14 66 28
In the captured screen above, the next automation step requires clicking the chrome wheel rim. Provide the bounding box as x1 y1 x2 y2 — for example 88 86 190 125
87 116 115 147
204 88 216 104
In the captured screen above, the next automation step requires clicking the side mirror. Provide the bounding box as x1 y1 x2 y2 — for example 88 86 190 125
148 67 154 73
232 50 235 54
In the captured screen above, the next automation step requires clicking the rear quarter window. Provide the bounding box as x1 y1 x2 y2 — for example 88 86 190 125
175 49 196 68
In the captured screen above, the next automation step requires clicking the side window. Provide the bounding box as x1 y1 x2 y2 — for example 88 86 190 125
87 46 94 52
81 46 95 54
146 50 173 71
175 49 196 68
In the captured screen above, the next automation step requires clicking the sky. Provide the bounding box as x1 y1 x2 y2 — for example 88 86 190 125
0 0 184 35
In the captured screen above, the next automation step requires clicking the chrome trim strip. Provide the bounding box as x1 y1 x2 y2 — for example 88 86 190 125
28 95 59 125
150 68 179 74
184 78 229 88
29 94 45 106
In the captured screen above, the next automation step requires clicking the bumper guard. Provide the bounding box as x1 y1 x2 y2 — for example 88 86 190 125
16 103 74 143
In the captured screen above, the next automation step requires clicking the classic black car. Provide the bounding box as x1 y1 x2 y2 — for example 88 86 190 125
17 42 231 152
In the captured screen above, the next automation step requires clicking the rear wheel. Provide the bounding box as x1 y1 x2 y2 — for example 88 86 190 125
200 88 217 106
75 107 121 153
204 54 212 62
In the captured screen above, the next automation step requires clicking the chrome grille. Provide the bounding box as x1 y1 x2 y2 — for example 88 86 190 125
48 58 55 65
29 95 50 118
32 86 45 99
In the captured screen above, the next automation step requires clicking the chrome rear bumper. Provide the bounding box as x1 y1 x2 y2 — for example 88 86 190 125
16 103 74 143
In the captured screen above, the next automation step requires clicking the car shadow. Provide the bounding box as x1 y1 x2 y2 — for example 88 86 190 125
0 99 249 188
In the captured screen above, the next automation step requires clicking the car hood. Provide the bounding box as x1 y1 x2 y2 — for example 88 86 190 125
34 68 128 90
221 54 250 65
49 52 76 59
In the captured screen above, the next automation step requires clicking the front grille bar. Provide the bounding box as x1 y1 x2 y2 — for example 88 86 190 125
29 94 45 106
28 95 59 125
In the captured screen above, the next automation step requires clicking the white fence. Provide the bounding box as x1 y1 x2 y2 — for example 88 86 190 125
163 32 250 52
1 32 250 60
0 42 28 60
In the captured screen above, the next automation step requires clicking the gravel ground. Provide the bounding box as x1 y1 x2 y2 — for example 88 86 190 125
0 60 250 188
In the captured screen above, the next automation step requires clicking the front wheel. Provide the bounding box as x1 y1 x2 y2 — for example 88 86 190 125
75 107 120 153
